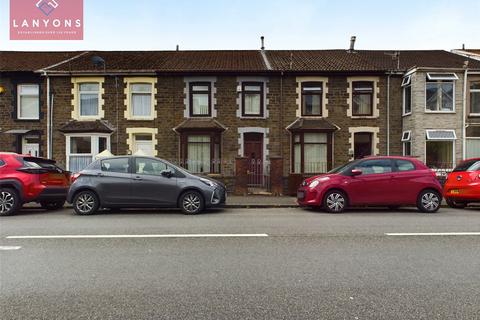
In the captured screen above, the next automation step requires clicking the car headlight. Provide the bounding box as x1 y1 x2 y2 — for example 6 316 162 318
200 177 216 187
309 180 319 188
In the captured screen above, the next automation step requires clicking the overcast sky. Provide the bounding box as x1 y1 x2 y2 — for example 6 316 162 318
1 0 479 51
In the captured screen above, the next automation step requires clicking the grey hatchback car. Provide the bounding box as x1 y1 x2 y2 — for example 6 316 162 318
67 156 226 215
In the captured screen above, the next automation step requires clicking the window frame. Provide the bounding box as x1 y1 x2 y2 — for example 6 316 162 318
402 76 412 116
189 82 212 117
425 140 455 169
291 131 332 174
352 81 374 116
424 79 455 113
66 133 111 172
426 73 459 81
241 82 264 117
78 82 101 118
469 80 480 116
301 82 323 117
129 82 154 119
17 84 40 120
401 130 412 156
181 131 221 174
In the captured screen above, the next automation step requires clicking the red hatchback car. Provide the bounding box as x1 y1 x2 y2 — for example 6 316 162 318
0 153 70 216
297 156 443 213
444 158 480 208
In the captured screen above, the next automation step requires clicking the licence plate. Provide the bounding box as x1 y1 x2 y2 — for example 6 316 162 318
297 191 305 199
450 189 460 194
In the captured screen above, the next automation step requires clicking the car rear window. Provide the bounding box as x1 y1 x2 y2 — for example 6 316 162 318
453 160 480 172
20 157 64 172
101 158 130 173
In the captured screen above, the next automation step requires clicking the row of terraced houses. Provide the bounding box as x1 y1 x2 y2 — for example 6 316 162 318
1 48 480 194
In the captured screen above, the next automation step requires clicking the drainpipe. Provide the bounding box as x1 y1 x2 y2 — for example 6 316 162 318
280 71 284 158
44 72 51 159
386 73 391 156
462 68 469 160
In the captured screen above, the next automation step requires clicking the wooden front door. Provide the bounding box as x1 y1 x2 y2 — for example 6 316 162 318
244 133 263 186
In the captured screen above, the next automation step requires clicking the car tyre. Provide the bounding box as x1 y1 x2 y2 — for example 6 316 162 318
323 190 348 214
180 190 204 215
417 189 441 213
73 190 100 215
445 198 467 209
0 188 21 216
41 201 65 211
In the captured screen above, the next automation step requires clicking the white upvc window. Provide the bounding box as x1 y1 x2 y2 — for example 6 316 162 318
425 130 456 169
401 130 412 156
66 134 110 172
79 83 100 117
425 73 456 113
130 83 153 117
17 84 40 120
402 75 412 116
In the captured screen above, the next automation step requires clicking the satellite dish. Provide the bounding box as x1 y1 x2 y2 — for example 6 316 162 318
91 55 106 68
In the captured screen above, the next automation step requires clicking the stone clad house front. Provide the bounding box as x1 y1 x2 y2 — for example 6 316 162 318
1 50 479 194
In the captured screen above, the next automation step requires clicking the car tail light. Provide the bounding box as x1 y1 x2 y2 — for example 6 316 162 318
71 173 80 183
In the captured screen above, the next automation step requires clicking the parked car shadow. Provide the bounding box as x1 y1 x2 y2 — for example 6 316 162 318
302 206 432 215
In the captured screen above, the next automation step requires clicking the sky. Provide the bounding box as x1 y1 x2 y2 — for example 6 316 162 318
1 0 479 51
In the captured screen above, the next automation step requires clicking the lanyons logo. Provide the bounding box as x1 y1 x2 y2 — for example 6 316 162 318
36 0 59 16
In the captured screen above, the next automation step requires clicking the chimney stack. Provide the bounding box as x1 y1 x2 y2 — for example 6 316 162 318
261 36 265 50
349 36 356 52
176 45 179 51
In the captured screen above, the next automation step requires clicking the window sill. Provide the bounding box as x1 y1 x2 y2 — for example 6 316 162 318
126 117 155 121
300 115 324 118
350 115 378 119
239 116 267 119
424 111 456 114
402 112 412 117
468 114 480 117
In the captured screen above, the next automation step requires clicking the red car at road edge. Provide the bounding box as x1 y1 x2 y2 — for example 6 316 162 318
444 158 480 208
0 153 70 216
297 156 443 213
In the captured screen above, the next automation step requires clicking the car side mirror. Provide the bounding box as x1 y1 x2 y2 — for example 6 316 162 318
161 169 174 178
350 169 362 176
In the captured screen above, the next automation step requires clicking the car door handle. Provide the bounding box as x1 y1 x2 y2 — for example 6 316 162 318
97 173 104 177
133 176 142 181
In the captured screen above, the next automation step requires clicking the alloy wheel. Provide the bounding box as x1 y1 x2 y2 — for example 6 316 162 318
421 192 440 211
76 193 95 214
0 191 15 215
326 193 345 212
183 193 201 213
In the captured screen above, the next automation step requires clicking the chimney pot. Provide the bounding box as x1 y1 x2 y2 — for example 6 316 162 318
261 36 265 50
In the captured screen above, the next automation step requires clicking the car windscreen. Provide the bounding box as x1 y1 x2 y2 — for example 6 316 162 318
453 160 480 172
328 160 359 174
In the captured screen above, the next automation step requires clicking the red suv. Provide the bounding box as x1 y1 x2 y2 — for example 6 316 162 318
297 156 443 213
0 153 70 216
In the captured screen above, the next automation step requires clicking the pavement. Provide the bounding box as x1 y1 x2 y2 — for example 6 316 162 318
1 207 480 320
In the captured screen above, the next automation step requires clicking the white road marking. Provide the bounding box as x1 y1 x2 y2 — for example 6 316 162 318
6 234 269 239
0 246 22 250
385 232 480 236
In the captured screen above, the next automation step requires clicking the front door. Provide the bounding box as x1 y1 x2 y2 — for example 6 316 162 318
354 132 373 159
244 133 263 186
22 136 40 157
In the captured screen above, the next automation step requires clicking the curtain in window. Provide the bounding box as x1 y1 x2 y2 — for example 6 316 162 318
303 95 321 115
304 133 327 173
353 94 371 115
192 94 209 115
426 141 453 168
69 155 93 173
19 96 39 118
187 136 211 173
466 139 480 159
132 94 151 116
80 94 99 116
245 93 261 114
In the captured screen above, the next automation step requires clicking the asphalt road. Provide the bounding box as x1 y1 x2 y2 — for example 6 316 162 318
1 206 480 320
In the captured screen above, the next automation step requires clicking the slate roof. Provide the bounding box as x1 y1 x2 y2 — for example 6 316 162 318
1 49 480 73
58 120 115 133
286 118 338 131
174 118 227 132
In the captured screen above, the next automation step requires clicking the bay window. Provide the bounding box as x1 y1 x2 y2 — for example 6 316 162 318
425 73 456 112
79 83 100 117
293 132 330 174
182 133 220 173
301 82 322 116
17 84 40 120
242 82 263 117
470 81 480 115
66 135 110 172
352 81 374 116
190 83 211 117
131 83 153 117
425 130 456 169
